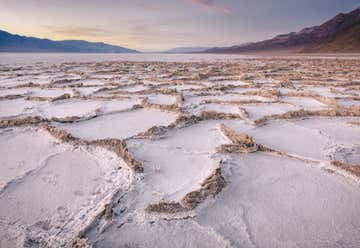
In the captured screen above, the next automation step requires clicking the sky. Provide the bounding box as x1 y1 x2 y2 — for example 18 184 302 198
0 0 359 51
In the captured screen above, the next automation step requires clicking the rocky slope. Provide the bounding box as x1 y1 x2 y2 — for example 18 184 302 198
205 7 360 53
0 30 139 53
302 22 360 53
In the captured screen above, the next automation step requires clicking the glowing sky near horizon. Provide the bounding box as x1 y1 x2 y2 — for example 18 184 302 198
0 0 358 51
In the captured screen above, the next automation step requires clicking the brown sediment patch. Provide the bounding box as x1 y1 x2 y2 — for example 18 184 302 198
243 89 280 99
285 90 337 106
89 139 143 173
175 93 184 106
205 84 238 92
200 111 241 120
193 91 225 97
141 96 183 113
42 124 79 142
135 113 203 139
347 121 360 126
173 114 202 127
122 87 178 96
14 82 42 88
0 110 100 128
134 125 169 139
144 103 182 113
200 99 272 105
104 203 113 221
181 166 226 209
25 96 49 102
51 78 81 85
217 124 258 153
255 106 360 125
51 93 72 102
276 81 295 89
72 237 92 248
81 95 131 101
331 161 360 178
0 94 24 100
42 124 144 173
145 202 187 214
0 116 48 128
146 164 226 214
330 87 347 95
238 106 250 119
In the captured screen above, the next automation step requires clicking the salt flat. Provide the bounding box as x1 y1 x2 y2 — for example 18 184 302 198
0 54 359 248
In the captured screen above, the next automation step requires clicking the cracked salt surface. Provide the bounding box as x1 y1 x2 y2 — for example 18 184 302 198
0 99 39 119
0 55 360 248
127 121 230 201
0 128 132 247
37 99 102 119
60 108 178 140
197 153 360 248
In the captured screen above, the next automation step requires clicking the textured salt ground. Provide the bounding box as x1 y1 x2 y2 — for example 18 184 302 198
1 57 360 247
92 218 231 248
304 86 349 98
121 85 149 93
100 98 142 114
196 153 360 248
249 121 330 160
242 102 297 120
29 88 74 98
334 147 360 165
0 127 64 191
190 103 241 115
0 128 132 247
147 94 177 105
60 108 178 140
289 117 360 148
281 96 329 110
185 94 274 106
167 84 204 91
76 79 108 87
90 152 360 248
0 77 40 88
337 99 360 107
228 88 257 94
74 86 102 96
37 99 102 119
0 99 39 119
0 88 33 97
289 117 360 165
246 117 360 165
127 121 231 201
211 80 249 87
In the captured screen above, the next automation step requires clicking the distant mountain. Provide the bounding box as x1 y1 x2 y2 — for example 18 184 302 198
204 7 360 53
302 22 360 53
0 30 139 53
164 46 210 53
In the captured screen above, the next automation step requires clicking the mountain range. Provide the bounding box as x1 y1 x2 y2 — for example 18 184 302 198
163 46 211 53
204 7 360 54
1 7 359 54
0 30 138 53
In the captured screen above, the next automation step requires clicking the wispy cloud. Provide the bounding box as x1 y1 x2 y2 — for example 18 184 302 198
132 0 164 12
43 25 112 37
184 0 232 15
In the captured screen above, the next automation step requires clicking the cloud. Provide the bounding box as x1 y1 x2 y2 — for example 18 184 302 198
132 0 163 12
43 25 112 37
184 0 232 15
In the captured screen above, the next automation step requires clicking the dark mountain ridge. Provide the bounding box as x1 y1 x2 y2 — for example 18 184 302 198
204 7 360 53
0 30 138 53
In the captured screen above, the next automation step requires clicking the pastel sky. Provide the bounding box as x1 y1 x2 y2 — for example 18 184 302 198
0 0 359 51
